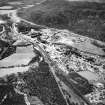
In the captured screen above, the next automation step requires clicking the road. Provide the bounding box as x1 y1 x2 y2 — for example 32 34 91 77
0 1 92 104
10 22 92 105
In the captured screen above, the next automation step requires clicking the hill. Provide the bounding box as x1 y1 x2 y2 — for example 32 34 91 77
18 0 105 42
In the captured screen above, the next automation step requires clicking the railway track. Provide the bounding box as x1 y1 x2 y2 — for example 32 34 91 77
10 22 92 105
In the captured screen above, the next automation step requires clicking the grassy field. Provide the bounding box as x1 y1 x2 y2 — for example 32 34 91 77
18 0 105 42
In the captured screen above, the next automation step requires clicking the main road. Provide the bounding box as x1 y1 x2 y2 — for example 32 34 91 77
11 22 91 105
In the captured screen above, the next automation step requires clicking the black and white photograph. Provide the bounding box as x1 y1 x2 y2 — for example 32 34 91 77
0 0 105 105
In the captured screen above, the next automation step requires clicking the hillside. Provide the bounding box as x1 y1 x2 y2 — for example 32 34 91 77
18 0 105 42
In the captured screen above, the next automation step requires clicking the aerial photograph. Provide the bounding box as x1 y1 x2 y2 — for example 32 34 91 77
0 0 105 105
